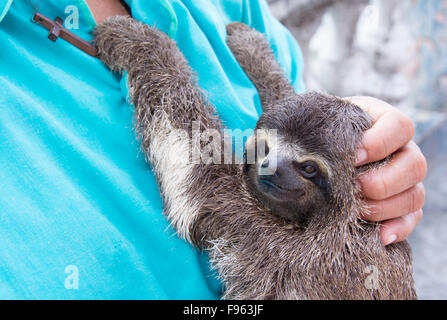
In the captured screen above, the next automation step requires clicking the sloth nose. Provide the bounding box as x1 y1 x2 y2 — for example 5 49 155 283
259 156 302 191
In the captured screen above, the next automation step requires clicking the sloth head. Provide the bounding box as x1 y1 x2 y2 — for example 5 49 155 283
243 93 372 224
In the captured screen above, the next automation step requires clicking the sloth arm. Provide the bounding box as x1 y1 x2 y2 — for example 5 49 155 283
94 16 236 243
226 22 296 109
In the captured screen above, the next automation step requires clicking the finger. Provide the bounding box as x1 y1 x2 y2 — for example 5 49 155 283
358 141 427 200
361 183 425 222
346 96 393 120
380 209 423 246
345 96 415 166
356 108 414 165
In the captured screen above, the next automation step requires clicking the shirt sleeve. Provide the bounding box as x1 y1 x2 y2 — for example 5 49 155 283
0 0 13 23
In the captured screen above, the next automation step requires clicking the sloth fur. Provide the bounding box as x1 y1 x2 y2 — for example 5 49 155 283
94 16 416 300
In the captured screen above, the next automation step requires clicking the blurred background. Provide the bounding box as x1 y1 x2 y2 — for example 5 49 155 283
267 0 447 299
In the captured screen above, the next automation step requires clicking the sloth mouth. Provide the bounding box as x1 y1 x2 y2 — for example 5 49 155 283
258 177 304 201
260 178 294 191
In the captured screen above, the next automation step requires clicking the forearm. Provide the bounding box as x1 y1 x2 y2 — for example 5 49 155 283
94 16 226 242
226 22 295 107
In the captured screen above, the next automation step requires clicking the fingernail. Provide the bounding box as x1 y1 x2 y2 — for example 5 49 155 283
384 234 397 246
355 148 368 165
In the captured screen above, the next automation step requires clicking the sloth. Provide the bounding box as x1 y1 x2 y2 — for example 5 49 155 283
94 16 416 300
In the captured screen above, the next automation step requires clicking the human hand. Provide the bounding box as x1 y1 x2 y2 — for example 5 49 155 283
346 96 427 246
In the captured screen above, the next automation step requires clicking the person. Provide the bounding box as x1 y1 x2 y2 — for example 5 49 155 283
0 0 427 299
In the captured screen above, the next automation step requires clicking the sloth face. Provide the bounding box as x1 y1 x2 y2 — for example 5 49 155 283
243 93 370 224
243 130 331 224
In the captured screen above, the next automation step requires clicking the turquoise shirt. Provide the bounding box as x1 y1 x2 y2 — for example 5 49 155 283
0 0 304 299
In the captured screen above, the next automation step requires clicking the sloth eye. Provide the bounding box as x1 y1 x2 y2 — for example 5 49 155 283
298 161 319 179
